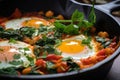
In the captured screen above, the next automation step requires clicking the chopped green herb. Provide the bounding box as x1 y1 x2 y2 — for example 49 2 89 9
82 36 92 49
62 57 73 61
26 56 35 66
38 26 47 32
9 38 17 44
41 51 47 58
43 45 55 53
13 54 21 59
20 27 36 38
55 39 62 47
23 47 30 51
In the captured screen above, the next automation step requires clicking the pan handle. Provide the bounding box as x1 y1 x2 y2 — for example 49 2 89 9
69 0 120 15
95 0 120 14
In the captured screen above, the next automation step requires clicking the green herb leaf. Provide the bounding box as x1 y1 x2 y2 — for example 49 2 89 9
88 4 96 24
82 36 92 49
78 20 93 28
64 24 79 35
54 22 66 33
72 9 84 23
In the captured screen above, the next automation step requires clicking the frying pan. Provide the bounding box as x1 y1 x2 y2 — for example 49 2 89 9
0 0 120 80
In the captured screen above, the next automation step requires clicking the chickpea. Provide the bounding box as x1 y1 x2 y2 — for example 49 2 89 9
98 31 109 38
22 67 32 74
45 10 54 17
38 11 44 15
105 48 114 55
56 14 64 20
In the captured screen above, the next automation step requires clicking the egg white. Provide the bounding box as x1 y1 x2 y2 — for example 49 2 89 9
0 40 35 69
4 17 53 30
4 17 31 29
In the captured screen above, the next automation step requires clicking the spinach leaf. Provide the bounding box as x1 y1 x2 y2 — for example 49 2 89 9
62 57 80 72
0 67 18 75
0 29 23 40
34 45 42 58
0 26 4 31
36 35 56 46
43 45 55 53
9 60 23 65
20 27 36 38
46 61 56 73
38 26 47 32
67 61 80 72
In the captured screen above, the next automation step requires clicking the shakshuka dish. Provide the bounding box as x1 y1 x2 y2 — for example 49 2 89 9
0 8 119 75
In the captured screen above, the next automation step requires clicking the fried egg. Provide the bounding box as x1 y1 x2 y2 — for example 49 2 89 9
57 35 97 61
0 40 35 69
3 17 51 29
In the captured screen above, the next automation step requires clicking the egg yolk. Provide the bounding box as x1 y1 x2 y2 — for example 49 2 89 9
58 40 85 54
0 46 18 62
22 18 50 28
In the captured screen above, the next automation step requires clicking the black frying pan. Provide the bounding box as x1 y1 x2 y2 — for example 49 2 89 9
0 0 120 80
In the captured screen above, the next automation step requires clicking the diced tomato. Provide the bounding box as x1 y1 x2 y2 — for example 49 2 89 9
46 54 62 61
10 8 22 18
97 49 106 56
96 55 106 61
109 42 117 48
36 59 46 68
81 58 93 65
